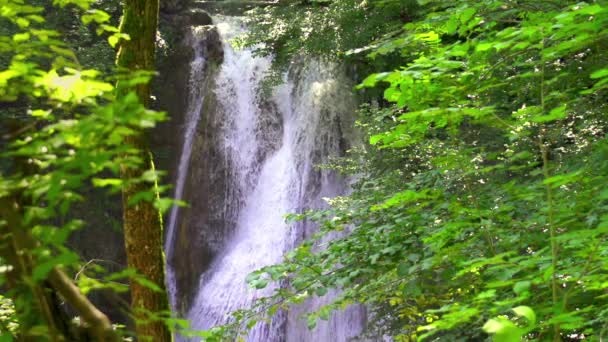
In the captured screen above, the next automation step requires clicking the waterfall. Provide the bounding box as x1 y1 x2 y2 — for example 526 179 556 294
167 15 365 341
166 25 210 307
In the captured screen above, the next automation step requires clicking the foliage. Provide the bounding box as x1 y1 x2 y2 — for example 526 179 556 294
233 0 608 341
239 0 418 88
0 0 177 339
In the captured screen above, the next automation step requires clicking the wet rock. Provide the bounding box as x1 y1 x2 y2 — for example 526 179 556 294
167 9 213 29
255 92 284 166
195 25 223 63
169 71 242 313
151 36 193 176
188 9 213 26
192 1 279 16
152 23 223 178
153 21 226 312
160 0 190 14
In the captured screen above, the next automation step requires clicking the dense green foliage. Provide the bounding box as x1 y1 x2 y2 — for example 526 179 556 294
0 0 175 339
237 0 608 341
238 0 418 89
2 0 608 340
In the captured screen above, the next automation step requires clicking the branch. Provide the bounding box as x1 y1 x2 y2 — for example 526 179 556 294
0 197 119 341
47 267 119 342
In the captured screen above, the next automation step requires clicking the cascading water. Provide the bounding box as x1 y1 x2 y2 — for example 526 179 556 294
167 15 366 341
166 25 210 308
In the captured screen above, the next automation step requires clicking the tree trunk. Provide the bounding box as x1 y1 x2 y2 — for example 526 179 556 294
116 1 171 341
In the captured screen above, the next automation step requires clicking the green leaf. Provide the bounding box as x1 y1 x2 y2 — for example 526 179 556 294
371 190 431 211
397 263 409 276
92 178 122 188
307 316 317 330
108 35 119 48
13 32 30 42
132 275 163 292
81 9 110 25
445 17 458 34
512 306 536 326
531 105 567 123
369 134 384 145
483 317 523 342
476 42 494 52
246 319 257 329
542 170 582 187
127 190 155 206
319 307 330 320
253 279 268 289
590 68 608 79
459 7 476 24
29 109 52 118
32 252 78 282
16 17 29 28
513 281 531 295
358 72 390 89
403 281 421 296
0 333 14 342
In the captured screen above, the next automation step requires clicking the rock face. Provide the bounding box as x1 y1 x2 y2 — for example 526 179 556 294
160 0 191 14
152 9 220 185
171 76 227 313
192 1 279 16
153 17 225 313
187 9 214 26
163 8 213 29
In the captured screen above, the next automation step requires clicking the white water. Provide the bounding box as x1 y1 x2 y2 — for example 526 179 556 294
166 26 209 307
213 17 272 194
186 17 288 335
168 16 365 341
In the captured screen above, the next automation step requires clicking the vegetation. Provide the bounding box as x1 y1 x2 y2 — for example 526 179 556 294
234 0 608 341
115 0 172 340
1 0 608 341
0 0 174 340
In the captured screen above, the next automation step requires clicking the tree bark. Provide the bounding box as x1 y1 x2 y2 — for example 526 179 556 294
116 1 171 341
